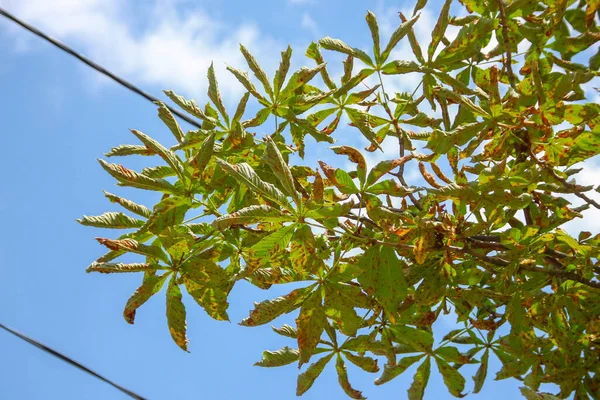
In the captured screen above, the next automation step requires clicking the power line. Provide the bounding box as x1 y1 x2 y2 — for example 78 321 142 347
0 6 202 129
0 322 146 400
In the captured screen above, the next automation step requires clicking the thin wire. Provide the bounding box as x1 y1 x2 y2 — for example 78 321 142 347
0 322 146 400
0 7 202 129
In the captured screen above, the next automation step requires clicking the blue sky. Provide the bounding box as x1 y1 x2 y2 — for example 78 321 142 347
0 0 598 399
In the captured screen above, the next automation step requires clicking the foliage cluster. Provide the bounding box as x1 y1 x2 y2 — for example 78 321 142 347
79 0 600 398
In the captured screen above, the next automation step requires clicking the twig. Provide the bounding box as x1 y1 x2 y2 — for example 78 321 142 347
495 0 517 90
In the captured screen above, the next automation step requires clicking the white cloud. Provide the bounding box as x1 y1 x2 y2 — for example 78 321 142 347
0 0 282 103
301 12 319 38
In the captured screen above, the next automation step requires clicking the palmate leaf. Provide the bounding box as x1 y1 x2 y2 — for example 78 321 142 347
343 352 379 373
142 196 191 236
279 64 327 101
408 357 431 400
249 223 297 261
366 156 413 186
217 159 292 210
123 272 170 324
264 136 301 204
255 346 299 367
77 212 144 229
318 37 373 67
212 205 292 230
86 262 166 274
105 144 153 157
181 257 231 321
297 353 335 396
226 65 266 102
428 0 452 61
274 45 293 97
435 356 466 398
357 246 407 323
98 159 179 195
240 285 314 326
156 101 184 143
380 13 420 64
296 289 327 366
130 129 186 181
239 44 273 99
365 11 381 63
103 191 152 218
336 354 365 399
163 90 217 124
473 349 489 393
166 274 188 351
331 146 367 187
95 238 170 263
375 355 424 385
207 63 229 125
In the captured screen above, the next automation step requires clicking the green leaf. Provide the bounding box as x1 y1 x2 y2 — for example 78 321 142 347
105 144 153 157
190 132 215 177
319 37 373 67
473 349 488 393
217 159 292 209
279 64 327 100
408 357 431 400
103 191 151 218
143 196 190 236
366 179 416 196
296 353 335 396
86 262 165 274
95 238 169 263
249 223 297 260
166 274 188 351
381 60 422 75
343 352 379 373
226 65 266 101
331 146 367 186
306 42 337 90
156 101 184 143
519 387 561 400
123 273 170 324
428 0 452 62
239 44 273 98
336 354 365 399
98 160 178 194
366 156 412 186
274 45 293 96
207 62 229 125
375 355 424 385
366 11 381 63
130 129 186 181
163 90 216 124
181 257 231 321
290 224 317 272
391 326 434 352
344 108 383 151
77 212 144 229
381 13 420 64
240 285 314 326
212 205 292 230
255 346 299 367
435 356 466 397
272 324 298 338
264 136 301 204
233 92 250 123
296 289 327 366
358 246 407 323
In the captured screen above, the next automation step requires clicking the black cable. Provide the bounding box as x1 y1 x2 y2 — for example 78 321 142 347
0 6 202 129
0 322 147 400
